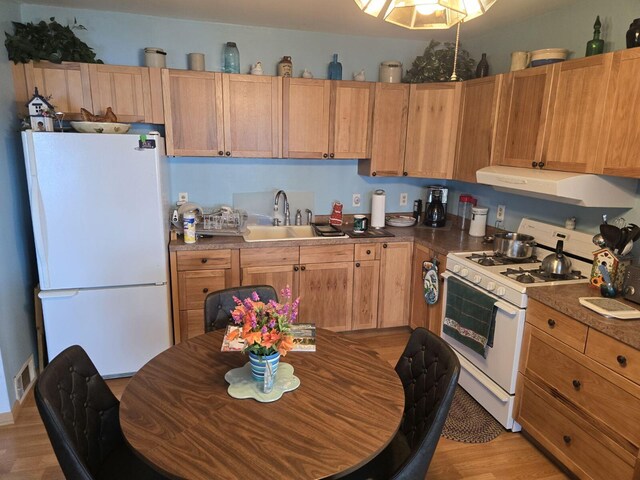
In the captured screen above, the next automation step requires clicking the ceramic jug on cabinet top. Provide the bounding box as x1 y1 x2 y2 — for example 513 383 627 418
510 51 531 71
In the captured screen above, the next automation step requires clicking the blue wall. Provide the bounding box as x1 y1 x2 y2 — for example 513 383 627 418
0 0 37 413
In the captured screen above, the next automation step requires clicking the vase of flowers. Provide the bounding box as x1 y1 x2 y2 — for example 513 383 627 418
229 286 299 383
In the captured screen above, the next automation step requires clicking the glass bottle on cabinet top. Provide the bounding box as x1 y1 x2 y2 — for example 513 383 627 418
223 42 240 73
476 53 489 78
586 16 605 56
328 53 342 80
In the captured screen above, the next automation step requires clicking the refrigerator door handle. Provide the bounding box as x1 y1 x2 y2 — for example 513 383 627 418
38 289 80 299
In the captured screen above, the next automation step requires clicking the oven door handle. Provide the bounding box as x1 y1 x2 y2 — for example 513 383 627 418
494 300 519 316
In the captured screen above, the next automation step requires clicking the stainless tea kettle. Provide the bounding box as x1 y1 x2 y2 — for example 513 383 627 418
541 240 572 277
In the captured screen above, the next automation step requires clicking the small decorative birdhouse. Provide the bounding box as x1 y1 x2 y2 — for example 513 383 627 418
26 88 55 132
590 248 632 291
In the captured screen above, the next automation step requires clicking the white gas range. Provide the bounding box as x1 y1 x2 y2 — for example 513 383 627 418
441 218 595 431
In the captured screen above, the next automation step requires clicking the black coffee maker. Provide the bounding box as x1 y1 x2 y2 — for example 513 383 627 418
424 185 448 227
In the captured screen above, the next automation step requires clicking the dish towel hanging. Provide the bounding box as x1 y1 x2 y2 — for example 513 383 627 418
423 260 439 305
443 276 497 358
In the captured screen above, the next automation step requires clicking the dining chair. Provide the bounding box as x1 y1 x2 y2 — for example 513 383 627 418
204 285 278 332
34 345 167 480
338 327 460 480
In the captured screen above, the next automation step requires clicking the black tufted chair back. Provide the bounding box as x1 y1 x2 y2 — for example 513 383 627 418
34 345 123 479
393 327 460 479
204 285 278 332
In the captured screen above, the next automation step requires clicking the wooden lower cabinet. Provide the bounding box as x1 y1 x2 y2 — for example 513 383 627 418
352 243 381 330
516 303 640 479
378 242 412 328
240 246 299 298
410 243 446 334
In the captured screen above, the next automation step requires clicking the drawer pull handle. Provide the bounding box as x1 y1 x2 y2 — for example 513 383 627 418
617 355 627 366
383 243 388 249
572 379 581 389
547 319 556 328
201 258 208 264
202 288 209 293
301 265 306 271
563 435 571 444
355 262 360 268
294 266 299 272
366 249 371 255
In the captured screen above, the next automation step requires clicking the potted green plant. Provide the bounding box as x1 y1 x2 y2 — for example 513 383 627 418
4 17 102 64
404 40 475 83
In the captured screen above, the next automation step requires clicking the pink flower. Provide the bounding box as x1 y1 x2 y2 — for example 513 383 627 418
251 291 260 301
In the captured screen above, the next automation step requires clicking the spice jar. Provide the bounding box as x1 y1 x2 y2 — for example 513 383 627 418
277 56 293 77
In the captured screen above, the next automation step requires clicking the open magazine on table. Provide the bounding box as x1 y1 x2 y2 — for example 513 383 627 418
221 323 316 352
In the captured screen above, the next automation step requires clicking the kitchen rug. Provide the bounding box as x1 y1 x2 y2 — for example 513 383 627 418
441 386 504 443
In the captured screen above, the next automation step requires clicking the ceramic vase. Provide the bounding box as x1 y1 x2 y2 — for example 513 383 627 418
248 351 280 382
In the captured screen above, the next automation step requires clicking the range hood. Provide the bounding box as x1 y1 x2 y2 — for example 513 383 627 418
476 166 638 208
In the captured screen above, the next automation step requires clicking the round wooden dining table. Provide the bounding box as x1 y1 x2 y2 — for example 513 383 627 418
120 328 405 480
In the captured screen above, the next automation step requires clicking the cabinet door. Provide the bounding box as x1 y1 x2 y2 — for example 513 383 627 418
542 55 613 173
378 242 412 328
298 262 353 331
162 69 224 156
495 67 553 168
330 81 374 159
24 61 93 119
600 49 640 177
404 83 462 178
359 83 409 177
352 260 380 330
454 75 503 182
222 74 282 158
241 264 298 299
409 244 446 334
283 78 331 158
88 64 155 123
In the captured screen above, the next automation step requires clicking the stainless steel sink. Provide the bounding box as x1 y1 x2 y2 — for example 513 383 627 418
242 225 347 242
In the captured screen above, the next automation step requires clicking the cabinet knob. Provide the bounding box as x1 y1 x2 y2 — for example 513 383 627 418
617 355 627 366
572 379 581 389
366 249 371 255
355 262 360 267
294 266 299 272
563 435 572 444
201 258 208 264
323 153 328 158
372 171 377 176
218 150 224 156
403 171 408 176
531 162 538 168
301 265 306 271
383 243 388 248
538 162 545 169
547 318 556 328
329 153 335 158
202 288 209 293
225 151 231 156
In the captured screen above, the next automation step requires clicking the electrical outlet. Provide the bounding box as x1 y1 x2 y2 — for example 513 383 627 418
496 204 506 222
352 193 361 207
400 193 408 206
178 192 188 205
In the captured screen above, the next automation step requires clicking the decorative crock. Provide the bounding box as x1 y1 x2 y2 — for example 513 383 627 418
248 351 280 382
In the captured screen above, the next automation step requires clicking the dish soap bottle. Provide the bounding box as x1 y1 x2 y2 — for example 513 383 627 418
586 16 604 56
425 190 446 228
328 54 342 80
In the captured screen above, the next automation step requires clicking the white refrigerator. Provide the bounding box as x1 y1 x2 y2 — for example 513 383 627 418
22 131 172 377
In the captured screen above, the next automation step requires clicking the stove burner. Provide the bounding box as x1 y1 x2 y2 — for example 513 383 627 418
467 252 539 267
501 266 586 283
516 273 535 283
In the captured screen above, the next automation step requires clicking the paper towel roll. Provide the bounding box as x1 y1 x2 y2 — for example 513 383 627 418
371 189 386 228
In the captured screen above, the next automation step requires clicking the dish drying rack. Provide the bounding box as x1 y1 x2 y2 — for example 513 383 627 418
172 207 248 236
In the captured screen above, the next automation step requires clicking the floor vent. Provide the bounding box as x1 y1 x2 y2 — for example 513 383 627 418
14 356 36 403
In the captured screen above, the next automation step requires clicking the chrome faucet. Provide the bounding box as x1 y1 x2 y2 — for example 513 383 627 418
274 190 290 226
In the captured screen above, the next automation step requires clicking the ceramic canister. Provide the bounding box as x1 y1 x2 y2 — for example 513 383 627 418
379 61 402 83
144 47 167 68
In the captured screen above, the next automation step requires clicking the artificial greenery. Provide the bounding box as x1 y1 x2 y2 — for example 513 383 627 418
403 40 475 83
5 17 102 64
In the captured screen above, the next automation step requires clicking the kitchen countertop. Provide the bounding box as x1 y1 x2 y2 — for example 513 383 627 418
527 284 640 350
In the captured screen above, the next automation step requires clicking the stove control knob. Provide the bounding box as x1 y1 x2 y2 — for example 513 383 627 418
473 275 482 284
453 265 461 274
496 287 506 297
487 282 496 291
460 268 469 277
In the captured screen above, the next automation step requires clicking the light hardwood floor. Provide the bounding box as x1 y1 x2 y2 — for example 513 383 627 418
0 328 567 479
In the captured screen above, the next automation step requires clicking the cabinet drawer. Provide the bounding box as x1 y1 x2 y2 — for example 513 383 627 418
527 299 588 352
517 375 635 479
524 325 640 449
178 270 227 310
240 247 299 267
355 243 380 261
586 329 640 386
179 309 204 341
177 250 232 271
300 244 354 263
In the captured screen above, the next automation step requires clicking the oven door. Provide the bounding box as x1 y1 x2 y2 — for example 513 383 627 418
440 272 526 395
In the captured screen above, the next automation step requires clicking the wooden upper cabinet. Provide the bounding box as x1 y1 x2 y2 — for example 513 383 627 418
283 78 331 158
330 80 374 158
88 64 163 123
542 55 613 173
404 82 462 178
359 83 409 176
162 69 224 156
222 74 282 158
600 49 640 177
24 61 93 120
495 66 553 168
454 75 503 182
